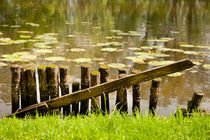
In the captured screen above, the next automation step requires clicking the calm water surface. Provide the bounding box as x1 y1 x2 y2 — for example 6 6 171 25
0 0 209 117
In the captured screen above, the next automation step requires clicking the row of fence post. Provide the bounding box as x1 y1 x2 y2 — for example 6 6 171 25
10 64 164 116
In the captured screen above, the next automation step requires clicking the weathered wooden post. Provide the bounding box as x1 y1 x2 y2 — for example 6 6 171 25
20 68 27 108
80 64 90 114
26 66 37 106
132 69 141 112
149 78 161 115
46 65 59 99
187 91 204 113
98 64 110 113
11 65 21 113
46 65 59 113
38 66 48 102
116 73 127 113
72 81 80 116
59 65 70 115
90 71 100 111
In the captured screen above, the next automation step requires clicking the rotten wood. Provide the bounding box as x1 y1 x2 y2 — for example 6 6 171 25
99 64 110 113
10 65 21 113
90 71 100 111
187 91 204 113
8 59 194 117
38 66 48 102
72 81 80 116
149 78 161 115
132 69 141 112
59 66 70 115
80 64 90 114
116 73 127 113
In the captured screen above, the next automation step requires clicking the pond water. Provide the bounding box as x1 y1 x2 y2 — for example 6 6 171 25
0 0 209 117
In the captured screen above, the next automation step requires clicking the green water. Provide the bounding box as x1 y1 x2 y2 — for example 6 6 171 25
0 0 209 116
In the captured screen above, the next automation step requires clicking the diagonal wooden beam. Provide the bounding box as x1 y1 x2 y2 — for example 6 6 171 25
8 59 194 117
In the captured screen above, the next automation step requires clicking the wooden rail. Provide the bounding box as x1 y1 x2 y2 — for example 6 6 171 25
8 59 194 117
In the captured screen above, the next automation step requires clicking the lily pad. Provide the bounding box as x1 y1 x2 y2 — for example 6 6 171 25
33 43 52 49
128 48 141 51
168 72 183 77
20 35 31 39
180 44 194 48
26 22 40 27
183 51 199 55
148 61 175 66
45 57 65 61
44 33 59 36
203 64 210 69
70 48 86 52
17 31 33 34
33 49 52 54
73 58 91 63
101 48 117 52
13 40 28 44
0 32 3 36
152 53 170 57
108 63 126 69
0 62 7 67
11 25 21 28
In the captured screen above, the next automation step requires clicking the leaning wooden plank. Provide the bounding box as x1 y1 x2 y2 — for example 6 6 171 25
8 59 194 117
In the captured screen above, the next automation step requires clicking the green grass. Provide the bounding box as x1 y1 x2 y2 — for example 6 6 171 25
0 112 209 140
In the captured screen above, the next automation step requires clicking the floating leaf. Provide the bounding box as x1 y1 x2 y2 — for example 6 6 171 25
20 35 31 39
192 61 201 65
0 32 3 36
70 48 86 52
108 63 126 69
93 57 105 62
101 48 117 52
33 49 52 54
148 61 175 66
26 22 40 27
168 72 183 77
203 64 210 69
17 31 33 34
180 44 194 48
96 43 111 47
13 40 28 44
67 34 76 38
73 58 91 63
33 43 52 49
45 57 65 61
0 62 7 67
152 53 170 57
183 51 199 55
11 25 21 28
128 48 141 51
44 33 59 36
110 30 122 33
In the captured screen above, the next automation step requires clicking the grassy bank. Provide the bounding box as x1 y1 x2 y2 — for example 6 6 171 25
0 112 209 140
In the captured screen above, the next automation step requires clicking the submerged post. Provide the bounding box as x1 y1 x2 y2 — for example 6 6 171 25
72 81 80 116
187 91 204 113
132 69 141 112
116 73 128 113
149 78 161 115
38 66 48 102
59 66 70 115
80 64 90 114
99 64 110 113
11 65 21 113
90 71 100 111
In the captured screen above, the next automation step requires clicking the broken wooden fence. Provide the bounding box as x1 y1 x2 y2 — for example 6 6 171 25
9 59 195 117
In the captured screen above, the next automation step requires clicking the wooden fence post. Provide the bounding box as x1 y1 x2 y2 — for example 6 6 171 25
72 81 80 116
59 66 70 115
20 68 27 108
26 66 37 106
149 78 161 115
80 64 90 114
187 91 204 113
116 73 127 113
132 69 141 112
11 65 21 113
99 64 110 113
38 66 48 102
90 71 100 111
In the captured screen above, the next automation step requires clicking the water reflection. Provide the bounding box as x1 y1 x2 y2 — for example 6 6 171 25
0 0 209 116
